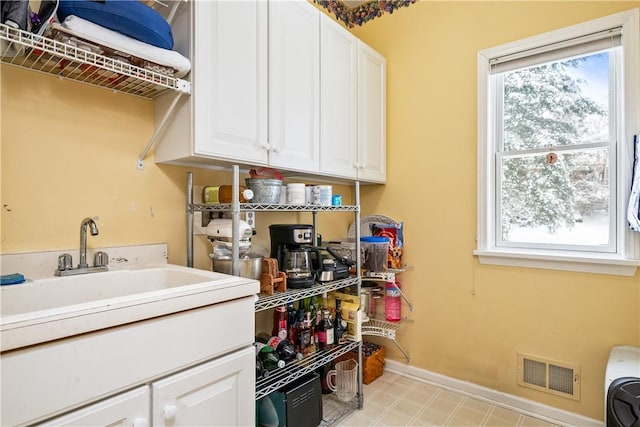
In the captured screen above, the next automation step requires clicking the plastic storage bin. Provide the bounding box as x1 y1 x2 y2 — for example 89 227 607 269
360 236 389 272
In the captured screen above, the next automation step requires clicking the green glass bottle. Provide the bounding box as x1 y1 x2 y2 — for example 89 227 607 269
254 343 285 370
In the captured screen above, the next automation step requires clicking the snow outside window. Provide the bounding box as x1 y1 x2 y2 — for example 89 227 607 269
475 9 640 276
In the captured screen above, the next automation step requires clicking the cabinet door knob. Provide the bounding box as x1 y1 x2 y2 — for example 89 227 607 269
163 405 178 421
133 417 149 427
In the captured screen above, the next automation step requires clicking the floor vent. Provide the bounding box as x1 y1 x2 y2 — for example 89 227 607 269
517 353 581 401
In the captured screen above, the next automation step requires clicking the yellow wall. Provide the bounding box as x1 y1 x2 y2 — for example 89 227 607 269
0 67 353 270
348 0 640 420
2 1 639 422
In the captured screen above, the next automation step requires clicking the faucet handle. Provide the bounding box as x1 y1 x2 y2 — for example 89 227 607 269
58 253 73 271
94 251 109 267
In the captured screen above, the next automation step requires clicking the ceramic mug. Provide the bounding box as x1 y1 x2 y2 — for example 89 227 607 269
326 359 358 402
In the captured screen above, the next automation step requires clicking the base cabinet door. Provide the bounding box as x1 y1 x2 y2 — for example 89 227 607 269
152 346 255 427
39 387 150 427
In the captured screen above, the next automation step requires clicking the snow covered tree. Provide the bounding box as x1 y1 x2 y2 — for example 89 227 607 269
500 57 607 239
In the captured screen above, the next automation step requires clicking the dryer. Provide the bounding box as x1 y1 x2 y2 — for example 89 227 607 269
605 346 640 427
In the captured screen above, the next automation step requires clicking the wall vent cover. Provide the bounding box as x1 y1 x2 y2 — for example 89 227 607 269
517 353 580 401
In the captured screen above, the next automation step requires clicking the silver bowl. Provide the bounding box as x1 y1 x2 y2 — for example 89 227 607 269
210 253 263 280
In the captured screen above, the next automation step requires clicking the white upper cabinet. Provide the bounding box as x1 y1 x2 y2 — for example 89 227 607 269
319 16 387 183
155 0 269 167
357 41 387 183
319 14 359 180
154 1 385 183
193 1 268 163
269 1 320 173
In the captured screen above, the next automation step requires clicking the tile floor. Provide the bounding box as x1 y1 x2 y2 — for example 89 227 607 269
336 371 563 427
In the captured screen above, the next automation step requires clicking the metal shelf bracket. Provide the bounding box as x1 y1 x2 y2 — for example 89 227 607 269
137 91 185 170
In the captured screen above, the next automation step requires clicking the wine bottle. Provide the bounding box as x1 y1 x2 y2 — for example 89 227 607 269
300 311 315 355
255 343 285 370
292 309 306 352
287 301 297 342
314 310 322 349
334 297 347 345
317 309 334 350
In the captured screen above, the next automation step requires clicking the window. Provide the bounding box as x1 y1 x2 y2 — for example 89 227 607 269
475 9 640 276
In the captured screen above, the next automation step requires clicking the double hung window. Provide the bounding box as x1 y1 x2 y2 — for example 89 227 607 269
475 9 640 275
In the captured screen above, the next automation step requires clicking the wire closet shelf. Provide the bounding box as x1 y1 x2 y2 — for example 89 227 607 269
0 23 190 99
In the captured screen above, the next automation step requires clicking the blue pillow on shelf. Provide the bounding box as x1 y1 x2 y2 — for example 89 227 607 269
57 0 174 50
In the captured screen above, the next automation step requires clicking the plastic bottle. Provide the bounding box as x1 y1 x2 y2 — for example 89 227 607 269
267 336 303 362
256 356 269 380
202 185 254 203
385 280 401 322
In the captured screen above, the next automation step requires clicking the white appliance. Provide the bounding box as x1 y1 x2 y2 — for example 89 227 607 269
605 345 640 426
206 218 252 257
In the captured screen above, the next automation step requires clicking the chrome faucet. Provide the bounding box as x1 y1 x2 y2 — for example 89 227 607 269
55 217 108 276
79 217 99 268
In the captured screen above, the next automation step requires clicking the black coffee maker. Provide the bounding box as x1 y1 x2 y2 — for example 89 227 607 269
269 224 320 288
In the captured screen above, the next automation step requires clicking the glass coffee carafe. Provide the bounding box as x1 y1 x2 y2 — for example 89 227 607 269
282 247 320 288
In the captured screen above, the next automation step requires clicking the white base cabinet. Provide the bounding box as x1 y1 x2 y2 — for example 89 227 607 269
2 298 256 427
152 347 255 427
40 348 255 427
40 387 150 427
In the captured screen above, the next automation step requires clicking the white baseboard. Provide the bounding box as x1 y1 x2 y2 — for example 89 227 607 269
385 359 602 427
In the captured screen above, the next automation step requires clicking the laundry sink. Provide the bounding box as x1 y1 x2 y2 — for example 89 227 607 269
0 264 259 351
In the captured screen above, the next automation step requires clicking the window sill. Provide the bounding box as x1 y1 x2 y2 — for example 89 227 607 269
473 249 639 276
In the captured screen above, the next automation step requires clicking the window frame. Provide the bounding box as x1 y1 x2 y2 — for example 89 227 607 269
475 8 640 276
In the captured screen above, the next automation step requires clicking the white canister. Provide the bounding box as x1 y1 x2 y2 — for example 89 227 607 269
313 185 332 206
287 183 306 205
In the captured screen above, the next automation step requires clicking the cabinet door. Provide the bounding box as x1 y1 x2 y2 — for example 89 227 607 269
192 0 268 164
39 387 150 427
319 15 358 179
357 41 387 183
269 1 320 173
152 346 255 427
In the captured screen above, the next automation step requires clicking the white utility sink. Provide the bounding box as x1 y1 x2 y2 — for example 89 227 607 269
0 264 258 351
